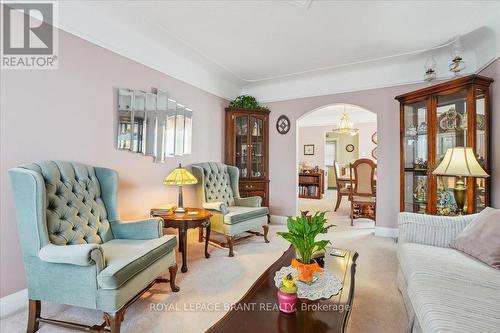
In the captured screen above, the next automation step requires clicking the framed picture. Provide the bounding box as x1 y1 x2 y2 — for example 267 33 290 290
304 144 315 155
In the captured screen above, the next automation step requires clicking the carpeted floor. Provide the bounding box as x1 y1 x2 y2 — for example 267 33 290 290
0 190 407 332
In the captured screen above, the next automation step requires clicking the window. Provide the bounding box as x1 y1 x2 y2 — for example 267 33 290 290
325 141 337 166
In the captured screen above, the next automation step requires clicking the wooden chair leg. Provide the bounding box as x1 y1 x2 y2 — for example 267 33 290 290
262 225 270 243
104 310 124 333
27 299 40 333
334 191 342 211
226 236 235 257
168 264 180 292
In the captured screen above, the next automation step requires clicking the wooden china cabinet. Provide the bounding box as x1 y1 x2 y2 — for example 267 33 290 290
225 108 270 207
396 74 493 215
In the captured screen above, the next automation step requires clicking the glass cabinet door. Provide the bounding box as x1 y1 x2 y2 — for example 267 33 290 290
250 116 265 178
403 101 428 213
475 89 488 212
435 91 467 215
235 114 249 178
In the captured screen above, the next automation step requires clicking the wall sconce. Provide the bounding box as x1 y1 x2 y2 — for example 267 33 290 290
424 56 436 82
449 36 465 75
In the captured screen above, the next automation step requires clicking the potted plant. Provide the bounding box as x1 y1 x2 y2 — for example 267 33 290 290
229 95 270 112
277 211 334 283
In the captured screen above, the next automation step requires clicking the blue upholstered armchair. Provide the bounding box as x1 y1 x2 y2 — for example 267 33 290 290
9 161 179 333
192 162 269 257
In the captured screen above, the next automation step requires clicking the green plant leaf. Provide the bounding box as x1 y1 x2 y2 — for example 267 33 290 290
277 211 335 264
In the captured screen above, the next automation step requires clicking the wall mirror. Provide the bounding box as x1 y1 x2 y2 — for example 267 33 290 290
117 88 193 163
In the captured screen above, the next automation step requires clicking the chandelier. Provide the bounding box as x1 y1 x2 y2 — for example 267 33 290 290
333 108 359 136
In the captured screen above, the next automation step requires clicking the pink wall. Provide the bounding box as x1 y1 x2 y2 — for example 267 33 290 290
0 28 227 296
298 126 330 169
266 60 500 225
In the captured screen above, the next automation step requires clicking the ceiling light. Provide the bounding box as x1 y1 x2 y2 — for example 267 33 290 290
449 36 465 75
332 106 359 136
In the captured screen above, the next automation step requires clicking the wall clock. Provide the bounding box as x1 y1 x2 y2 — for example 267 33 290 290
346 144 355 152
276 115 291 134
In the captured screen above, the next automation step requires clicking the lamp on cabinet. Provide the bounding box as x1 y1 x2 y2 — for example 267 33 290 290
432 147 489 214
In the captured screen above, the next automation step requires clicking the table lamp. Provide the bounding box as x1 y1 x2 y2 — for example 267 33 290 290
163 164 198 213
432 147 489 214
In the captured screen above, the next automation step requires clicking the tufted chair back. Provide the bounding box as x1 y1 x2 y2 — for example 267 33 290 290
192 162 239 206
17 161 115 247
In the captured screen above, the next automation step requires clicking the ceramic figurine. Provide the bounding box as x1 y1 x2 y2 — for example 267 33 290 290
277 273 298 313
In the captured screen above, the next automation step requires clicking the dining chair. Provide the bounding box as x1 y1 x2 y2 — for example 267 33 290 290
349 159 377 226
334 161 350 211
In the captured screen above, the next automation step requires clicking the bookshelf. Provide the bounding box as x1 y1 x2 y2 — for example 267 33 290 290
298 170 324 199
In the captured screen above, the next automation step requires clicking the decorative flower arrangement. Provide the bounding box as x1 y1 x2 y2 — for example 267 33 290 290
229 95 270 112
277 211 334 283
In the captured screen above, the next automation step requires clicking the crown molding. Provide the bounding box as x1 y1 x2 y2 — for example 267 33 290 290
55 2 241 101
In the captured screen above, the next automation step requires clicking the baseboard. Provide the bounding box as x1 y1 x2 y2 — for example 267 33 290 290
0 288 27 318
374 227 398 238
270 215 287 224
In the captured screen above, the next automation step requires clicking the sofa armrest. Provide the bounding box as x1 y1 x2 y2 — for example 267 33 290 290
111 218 163 240
234 196 262 207
398 212 476 247
39 243 105 270
202 201 228 214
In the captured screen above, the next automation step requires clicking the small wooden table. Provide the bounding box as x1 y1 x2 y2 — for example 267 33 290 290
152 208 212 273
207 246 358 333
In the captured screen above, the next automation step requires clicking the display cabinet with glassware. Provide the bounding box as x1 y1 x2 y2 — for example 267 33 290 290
225 108 270 207
396 74 492 215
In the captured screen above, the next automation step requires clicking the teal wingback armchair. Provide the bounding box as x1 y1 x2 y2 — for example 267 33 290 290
192 162 269 257
9 161 179 333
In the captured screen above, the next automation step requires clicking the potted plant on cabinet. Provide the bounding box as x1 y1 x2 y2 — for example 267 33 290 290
277 211 334 283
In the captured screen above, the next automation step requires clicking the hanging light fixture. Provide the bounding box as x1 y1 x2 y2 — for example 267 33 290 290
332 106 359 136
424 55 436 82
449 36 465 75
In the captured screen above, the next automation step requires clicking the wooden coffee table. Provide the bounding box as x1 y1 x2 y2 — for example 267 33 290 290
207 246 358 333
152 208 211 273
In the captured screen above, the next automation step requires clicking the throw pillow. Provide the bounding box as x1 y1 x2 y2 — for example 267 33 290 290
450 207 500 269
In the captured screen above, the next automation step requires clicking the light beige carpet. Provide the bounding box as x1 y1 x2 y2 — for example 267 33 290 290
1 190 407 332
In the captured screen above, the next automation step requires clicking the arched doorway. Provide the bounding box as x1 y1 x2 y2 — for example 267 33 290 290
296 103 378 227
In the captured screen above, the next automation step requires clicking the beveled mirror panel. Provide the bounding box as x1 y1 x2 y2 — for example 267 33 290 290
116 88 193 163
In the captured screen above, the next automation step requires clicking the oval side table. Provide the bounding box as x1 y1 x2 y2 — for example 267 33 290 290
152 207 211 273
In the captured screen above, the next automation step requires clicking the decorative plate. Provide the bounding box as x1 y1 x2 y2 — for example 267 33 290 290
276 115 291 134
274 266 343 300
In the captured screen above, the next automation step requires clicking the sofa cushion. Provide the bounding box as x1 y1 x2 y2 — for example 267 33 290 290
398 243 499 289
224 206 269 225
450 207 500 269
97 235 176 289
408 274 500 333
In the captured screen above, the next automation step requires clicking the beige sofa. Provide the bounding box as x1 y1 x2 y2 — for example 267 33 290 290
397 212 500 333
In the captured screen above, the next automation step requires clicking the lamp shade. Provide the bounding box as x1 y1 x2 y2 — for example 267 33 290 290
163 164 198 186
432 147 489 178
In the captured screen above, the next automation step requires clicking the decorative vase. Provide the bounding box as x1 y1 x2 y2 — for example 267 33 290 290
277 289 297 313
291 258 322 284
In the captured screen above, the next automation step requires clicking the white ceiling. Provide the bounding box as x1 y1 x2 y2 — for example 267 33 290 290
297 104 376 128
53 1 500 101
